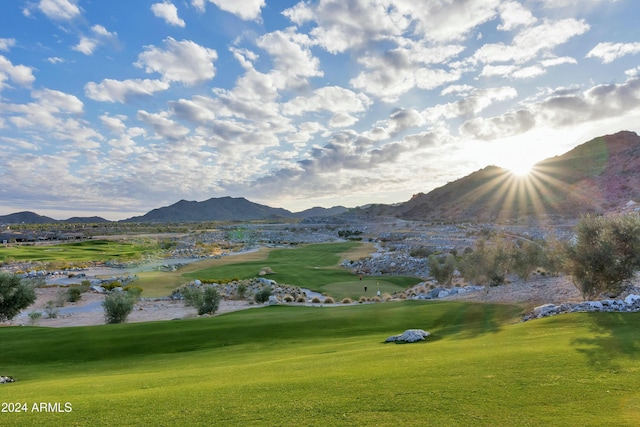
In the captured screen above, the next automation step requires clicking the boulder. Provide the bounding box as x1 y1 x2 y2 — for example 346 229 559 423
0 376 15 384
385 329 431 343
533 304 557 316
624 294 640 305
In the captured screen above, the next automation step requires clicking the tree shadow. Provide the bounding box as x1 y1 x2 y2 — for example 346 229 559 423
571 312 640 371
428 301 523 341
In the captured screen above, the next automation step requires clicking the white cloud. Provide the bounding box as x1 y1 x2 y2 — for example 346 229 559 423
329 112 358 128
283 86 372 116
85 79 171 103
0 38 16 51
283 0 408 53
137 110 190 140
37 0 81 21
586 42 640 64
46 56 65 64
192 0 265 20
424 86 518 122
473 18 590 64
460 77 640 140
497 1 537 31
73 25 118 55
256 28 323 90
0 55 36 90
393 0 500 42
136 37 218 85
151 2 186 27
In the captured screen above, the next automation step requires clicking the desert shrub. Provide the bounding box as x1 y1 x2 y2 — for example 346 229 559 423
382 292 393 301
428 253 456 286
102 291 136 324
123 285 143 297
341 298 353 304
198 286 221 315
0 273 37 322
311 296 322 303
28 311 42 325
410 247 432 258
283 294 294 302
359 296 368 303
511 240 543 281
566 214 640 299
372 296 381 303
324 297 335 304
79 280 92 292
254 287 272 304
44 301 58 319
458 237 513 286
236 283 247 299
296 295 307 303
53 289 67 307
67 286 83 302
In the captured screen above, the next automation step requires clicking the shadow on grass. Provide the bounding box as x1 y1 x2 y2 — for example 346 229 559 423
428 301 523 340
571 312 640 371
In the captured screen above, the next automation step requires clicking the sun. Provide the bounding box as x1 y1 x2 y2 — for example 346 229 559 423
501 157 535 176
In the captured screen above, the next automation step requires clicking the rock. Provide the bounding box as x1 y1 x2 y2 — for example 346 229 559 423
534 304 557 316
385 329 431 343
624 294 640 305
0 376 15 384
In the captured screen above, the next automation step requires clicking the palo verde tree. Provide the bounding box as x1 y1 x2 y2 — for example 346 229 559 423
0 272 37 322
565 214 640 300
428 253 456 286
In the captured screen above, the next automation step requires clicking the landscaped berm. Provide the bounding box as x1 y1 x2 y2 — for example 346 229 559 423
1 299 639 426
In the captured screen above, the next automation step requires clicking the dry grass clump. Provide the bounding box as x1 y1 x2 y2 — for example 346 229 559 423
359 296 369 303
323 297 335 304
371 296 381 303
341 298 353 304
296 295 307 303
283 294 294 303
382 292 393 302
311 296 322 304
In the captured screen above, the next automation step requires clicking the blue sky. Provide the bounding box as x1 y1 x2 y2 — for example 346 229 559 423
1 0 639 220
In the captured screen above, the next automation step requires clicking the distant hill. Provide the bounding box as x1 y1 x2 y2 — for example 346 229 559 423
0 211 57 224
291 206 348 218
380 130 640 221
63 216 110 224
121 197 295 223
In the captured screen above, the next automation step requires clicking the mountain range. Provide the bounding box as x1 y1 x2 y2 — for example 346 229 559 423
1 130 639 225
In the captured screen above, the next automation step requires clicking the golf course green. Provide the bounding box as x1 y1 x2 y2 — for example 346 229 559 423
2 301 639 425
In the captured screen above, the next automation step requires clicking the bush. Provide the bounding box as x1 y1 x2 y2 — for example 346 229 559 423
254 287 272 304
102 291 136 324
123 285 143 297
283 294 294 302
296 295 307 303
566 214 640 299
44 301 58 319
341 298 353 304
0 273 37 322
311 296 322 303
28 311 42 325
323 297 335 304
428 253 456 286
199 286 221 315
67 286 83 302
236 283 247 299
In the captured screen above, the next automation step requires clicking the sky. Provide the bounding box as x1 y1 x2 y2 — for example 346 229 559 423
1 0 640 220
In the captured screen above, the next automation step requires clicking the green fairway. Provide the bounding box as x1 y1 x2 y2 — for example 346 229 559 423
2 302 639 426
0 240 158 263
180 242 421 299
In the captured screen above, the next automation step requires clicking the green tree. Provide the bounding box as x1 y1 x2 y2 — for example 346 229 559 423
102 291 136 324
182 285 221 315
566 214 640 299
428 253 456 286
511 240 543 281
0 273 37 322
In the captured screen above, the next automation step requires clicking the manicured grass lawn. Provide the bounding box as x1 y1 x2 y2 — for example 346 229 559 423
2 301 639 426
0 240 157 263
180 242 421 299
